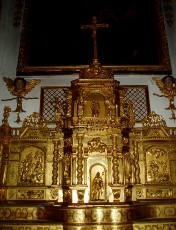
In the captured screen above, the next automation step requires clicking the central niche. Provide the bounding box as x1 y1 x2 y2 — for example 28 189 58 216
84 93 105 117
89 163 107 202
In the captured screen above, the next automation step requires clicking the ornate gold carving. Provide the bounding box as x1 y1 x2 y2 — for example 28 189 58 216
153 75 176 120
50 188 59 200
17 189 44 199
112 189 121 203
170 160 176 180
23 112 47 128
8 162 18 185
80 60 114 79
136 188 144 199
88 137 107 153
77 189 85 203
63 188 72 203
111 135 120 184
65 89 72 118
0 188 6 200
76 134 84 185
1 35 176 228
132 141 140 184
2 77 40 123
52 139 62 186
19 147 44 184
146 147 169 182
63 152 71 185
91 172 104 201
142 111 167 128
0 107 11 185
91 100 100 117
125 186 132 202
146 188 172 198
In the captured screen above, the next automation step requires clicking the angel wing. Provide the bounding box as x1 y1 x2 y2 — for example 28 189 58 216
152 77 165 93
3 77 41 97
153 77 176 97
24 79 41 95
3 77 15 95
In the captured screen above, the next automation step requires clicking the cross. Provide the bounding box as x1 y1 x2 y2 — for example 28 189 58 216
81 16 109 61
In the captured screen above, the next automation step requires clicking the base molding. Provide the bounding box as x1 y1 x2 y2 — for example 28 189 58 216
0 201 176 229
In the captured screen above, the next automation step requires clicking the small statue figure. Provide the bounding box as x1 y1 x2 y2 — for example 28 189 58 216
2 106 11 125
77 89 84 118
153 75 176 120
91 100 100 117
52 97 64 128
54 97 62 120
1 106 11 136
91 172 103 200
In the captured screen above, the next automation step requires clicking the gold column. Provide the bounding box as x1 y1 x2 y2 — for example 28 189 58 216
111 135 119 184
84 157 87 185
52 139 60 185
0 138 10 185
72 156 76 185
58 157 63 186
108 157 112 184
0 107 11 186
76 134 84 185
132 140 140 184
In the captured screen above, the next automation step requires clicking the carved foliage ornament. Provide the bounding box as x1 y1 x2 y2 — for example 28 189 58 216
142 111 166 128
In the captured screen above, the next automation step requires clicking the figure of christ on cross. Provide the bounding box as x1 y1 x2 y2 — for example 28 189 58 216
81 16 109 61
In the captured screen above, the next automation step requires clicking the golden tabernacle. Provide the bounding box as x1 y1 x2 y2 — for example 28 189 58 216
0 57 176 229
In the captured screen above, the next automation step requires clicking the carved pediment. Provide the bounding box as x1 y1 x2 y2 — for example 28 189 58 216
19 127 49 140
143 127 169 138
142 111 169 137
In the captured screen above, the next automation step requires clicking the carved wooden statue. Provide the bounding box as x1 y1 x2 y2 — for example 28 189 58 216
153 75 176 120
2 77 40 122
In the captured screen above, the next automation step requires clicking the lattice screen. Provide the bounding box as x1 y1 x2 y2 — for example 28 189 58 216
40 87 68 123
40 86 150 123
123 86 150 122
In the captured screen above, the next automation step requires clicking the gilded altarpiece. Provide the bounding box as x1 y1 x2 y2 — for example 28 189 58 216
133 112 176 201
0 62 176 228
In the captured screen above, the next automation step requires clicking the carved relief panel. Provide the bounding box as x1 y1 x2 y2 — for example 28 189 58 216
146 146 170 183
19 146 45 185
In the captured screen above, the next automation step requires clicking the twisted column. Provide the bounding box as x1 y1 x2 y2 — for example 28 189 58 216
52 139 60 185
111 135 119 184
76 134 84 185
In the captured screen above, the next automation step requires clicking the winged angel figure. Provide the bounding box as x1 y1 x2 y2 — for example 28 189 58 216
153 75 176 120
2 77 40 122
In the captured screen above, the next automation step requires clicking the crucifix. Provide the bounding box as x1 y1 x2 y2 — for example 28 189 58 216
81 16 109 61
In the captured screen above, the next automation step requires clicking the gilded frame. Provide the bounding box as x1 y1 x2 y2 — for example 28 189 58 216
17 0 171 76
